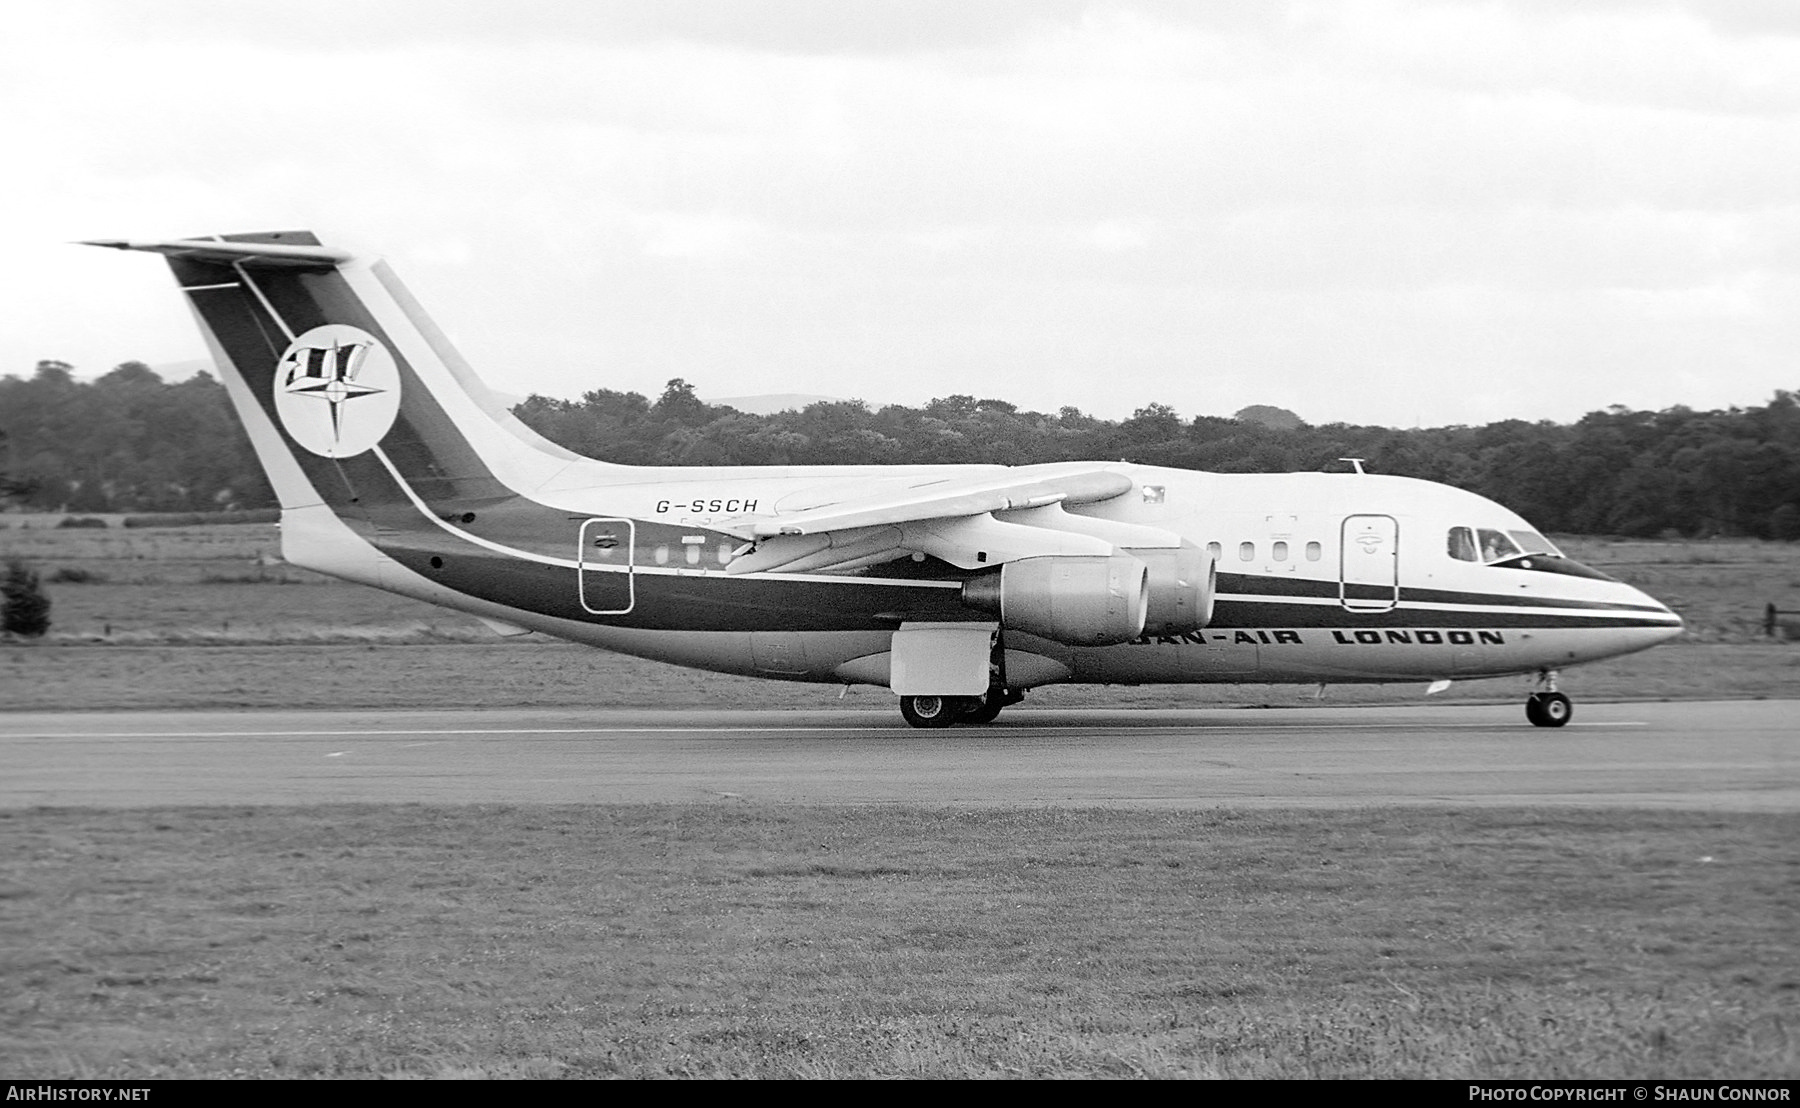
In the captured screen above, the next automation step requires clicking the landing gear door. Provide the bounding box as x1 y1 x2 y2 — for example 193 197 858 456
1340 514 1398 613
579 518 635 615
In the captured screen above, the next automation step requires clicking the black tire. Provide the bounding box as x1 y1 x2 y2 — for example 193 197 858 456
959 694 1006 726
1526 692 1573 728
901 695 967 729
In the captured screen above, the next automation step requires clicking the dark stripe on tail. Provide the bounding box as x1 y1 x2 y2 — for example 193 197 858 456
168 243 511 515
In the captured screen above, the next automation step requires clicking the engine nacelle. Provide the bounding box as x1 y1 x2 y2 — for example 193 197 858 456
961 554 1149 646
1133 542 1216 636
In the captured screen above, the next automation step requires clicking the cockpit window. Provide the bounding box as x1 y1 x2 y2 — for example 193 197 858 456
1477 529 1523 563
1450 526 1566 565
1506 530 1561 557
1451 524 1589 574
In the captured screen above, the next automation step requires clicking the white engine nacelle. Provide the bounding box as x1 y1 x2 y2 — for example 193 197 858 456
960 554 1150 646
1133 543 1216 636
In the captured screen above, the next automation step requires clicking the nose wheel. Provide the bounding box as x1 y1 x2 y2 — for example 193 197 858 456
1525 671 1572 727
1526 692 1572 727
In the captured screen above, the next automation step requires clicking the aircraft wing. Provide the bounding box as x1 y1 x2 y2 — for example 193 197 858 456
746 464 1133 537
723 464 1159 574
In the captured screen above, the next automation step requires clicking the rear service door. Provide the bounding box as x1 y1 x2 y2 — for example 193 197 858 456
578 518 636 615
1339 514 1398 613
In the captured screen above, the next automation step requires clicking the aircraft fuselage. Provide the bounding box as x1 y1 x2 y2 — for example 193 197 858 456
281 461 1679 691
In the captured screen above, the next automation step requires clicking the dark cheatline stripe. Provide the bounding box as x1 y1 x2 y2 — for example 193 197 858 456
1216 572 1670 615
379 542 968 631
1206 600 1676 631
1397 583 1670 614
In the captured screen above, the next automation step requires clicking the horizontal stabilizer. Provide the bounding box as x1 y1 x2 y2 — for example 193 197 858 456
81 237 354 269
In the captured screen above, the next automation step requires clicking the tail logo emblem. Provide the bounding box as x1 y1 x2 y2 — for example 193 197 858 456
273 325 401 457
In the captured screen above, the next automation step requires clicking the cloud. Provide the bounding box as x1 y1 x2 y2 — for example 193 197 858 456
81 0 1092 55
6 1 1798 429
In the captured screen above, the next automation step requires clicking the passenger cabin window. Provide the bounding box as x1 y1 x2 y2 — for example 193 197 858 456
1305 541 1322 562
1206 541 1222 562
1272 541 1288 561
1239 541 1255 562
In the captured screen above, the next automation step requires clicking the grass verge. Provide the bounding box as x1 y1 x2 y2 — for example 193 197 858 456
2 805 1794 1079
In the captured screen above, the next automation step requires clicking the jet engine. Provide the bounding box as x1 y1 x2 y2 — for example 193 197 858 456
1133 542 1216 636
960 554 1150 646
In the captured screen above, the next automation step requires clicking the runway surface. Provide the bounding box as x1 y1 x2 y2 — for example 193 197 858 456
1 700 1794 810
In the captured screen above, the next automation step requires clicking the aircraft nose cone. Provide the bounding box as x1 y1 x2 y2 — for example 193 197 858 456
1639 589 1685 644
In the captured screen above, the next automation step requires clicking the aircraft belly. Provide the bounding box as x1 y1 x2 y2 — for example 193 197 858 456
561 627 895 682
1264 637 1450 682
1067 639 1257 684
750 631 811 676
543 622 1668 689
1058 618 1666 687
1451 626 1677 675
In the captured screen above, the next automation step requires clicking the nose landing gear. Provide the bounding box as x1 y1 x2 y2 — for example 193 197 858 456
1525 670 1573 728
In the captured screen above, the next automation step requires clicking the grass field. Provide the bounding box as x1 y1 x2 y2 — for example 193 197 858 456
2 519 1796 1079
3 805 1794 1079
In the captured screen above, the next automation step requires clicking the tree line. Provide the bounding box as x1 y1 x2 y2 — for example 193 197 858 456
4 361 1798 539
1 360 265 514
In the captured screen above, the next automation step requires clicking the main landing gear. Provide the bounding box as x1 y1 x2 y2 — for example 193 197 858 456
899 688 1025 729
1525 670 1573 728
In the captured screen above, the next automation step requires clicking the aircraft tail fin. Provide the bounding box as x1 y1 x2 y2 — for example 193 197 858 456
86 231 586 523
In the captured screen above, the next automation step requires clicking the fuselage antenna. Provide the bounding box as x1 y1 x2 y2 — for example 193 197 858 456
1339 457 1367 475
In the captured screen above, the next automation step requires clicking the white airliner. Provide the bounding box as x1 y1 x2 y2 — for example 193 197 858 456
87 232 1683 728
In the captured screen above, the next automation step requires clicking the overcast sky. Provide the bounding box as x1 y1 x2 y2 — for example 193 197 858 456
6 0 1797 427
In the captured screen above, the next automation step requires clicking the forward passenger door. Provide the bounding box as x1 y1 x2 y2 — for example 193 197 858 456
1339 515 1398 613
